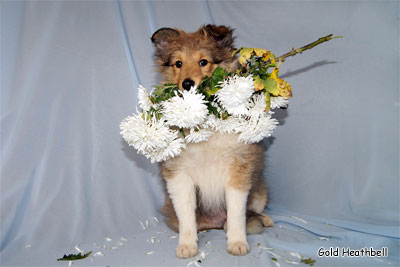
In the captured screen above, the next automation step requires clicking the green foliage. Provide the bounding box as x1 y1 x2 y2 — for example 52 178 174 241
209 67 228 95
151 83 179 103
179 128 186 138
254 76 265 91
57 251 92 261
196 67 228 98
300 257 316 266
263 78 279 96
206 101 220 118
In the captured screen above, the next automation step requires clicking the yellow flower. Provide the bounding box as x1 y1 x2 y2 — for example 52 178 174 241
270 68 292 98
234 47 272 66
237 47 253 66
253 48 272 62
262 50 271 61
253 48 267 57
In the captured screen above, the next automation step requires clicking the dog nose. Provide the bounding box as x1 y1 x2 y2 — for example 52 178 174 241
182 79 195 90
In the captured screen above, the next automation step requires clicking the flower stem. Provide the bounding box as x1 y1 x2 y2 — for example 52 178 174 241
272 34 343 63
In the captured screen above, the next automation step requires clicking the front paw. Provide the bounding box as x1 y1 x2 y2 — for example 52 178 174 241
227 241 250 256
176 244 198 259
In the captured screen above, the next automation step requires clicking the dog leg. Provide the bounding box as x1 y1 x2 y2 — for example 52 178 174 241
166 175 198 258
246 181 274 233
225 187 250 256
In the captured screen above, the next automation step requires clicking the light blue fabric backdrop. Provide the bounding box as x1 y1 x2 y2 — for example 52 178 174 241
1 1 399 266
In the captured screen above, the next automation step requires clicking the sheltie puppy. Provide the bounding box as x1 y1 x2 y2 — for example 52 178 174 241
151 24 274 258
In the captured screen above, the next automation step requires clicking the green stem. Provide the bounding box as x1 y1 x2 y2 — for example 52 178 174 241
269 34 343 63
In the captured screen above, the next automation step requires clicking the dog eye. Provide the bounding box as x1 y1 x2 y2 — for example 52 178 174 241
199 59 208 67
175 61 183 68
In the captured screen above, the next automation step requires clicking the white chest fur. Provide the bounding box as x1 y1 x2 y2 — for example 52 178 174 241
173 133 242 213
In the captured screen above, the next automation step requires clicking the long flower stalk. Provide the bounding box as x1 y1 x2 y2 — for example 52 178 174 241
274 34 343 63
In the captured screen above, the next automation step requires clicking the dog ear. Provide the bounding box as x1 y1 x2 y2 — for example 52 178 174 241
151 28 181 65
151 28 180 49
203 24 235 48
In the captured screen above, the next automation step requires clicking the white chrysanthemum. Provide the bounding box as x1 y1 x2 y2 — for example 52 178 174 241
137 85 153 112
209 116 247 134
238 114 278 144
149 138 186 163
185 128 214 143
122 73 285 162
270 96 289 109
247 93 267 119
215 75 254 116
161 88 208 128
120 113 184 162
202 115 219 130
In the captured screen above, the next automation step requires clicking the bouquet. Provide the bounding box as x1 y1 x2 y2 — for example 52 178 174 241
120 34 341 163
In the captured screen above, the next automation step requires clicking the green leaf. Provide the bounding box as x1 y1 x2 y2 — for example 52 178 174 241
208 67 227 95
179 128 186 138
151 83 179 103
197 76 212 99
254 76 265 91
207 102 220 118
57 251 92 261
263 78 279 96
300 257 316 266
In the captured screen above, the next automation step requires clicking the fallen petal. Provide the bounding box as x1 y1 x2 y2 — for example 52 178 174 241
290 216 307 224
74 245 84 253
93 252 105 257
138 220 146 230
283 259 300 265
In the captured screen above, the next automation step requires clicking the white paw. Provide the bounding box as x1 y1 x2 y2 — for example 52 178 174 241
227 241 250 256
176 244 198 259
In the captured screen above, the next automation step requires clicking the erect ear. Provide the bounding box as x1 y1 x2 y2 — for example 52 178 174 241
151 27 180 50
202 24 235 48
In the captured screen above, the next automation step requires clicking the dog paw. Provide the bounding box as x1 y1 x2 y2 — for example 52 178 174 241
227 241 250 256
261 214 274 227
176 244 198 259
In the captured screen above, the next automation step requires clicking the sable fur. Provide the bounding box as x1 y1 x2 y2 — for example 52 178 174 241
151 25 238 90
151 25 273 258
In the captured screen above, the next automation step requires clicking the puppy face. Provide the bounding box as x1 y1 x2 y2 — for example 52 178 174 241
166 48 215 91
151 25 238 90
